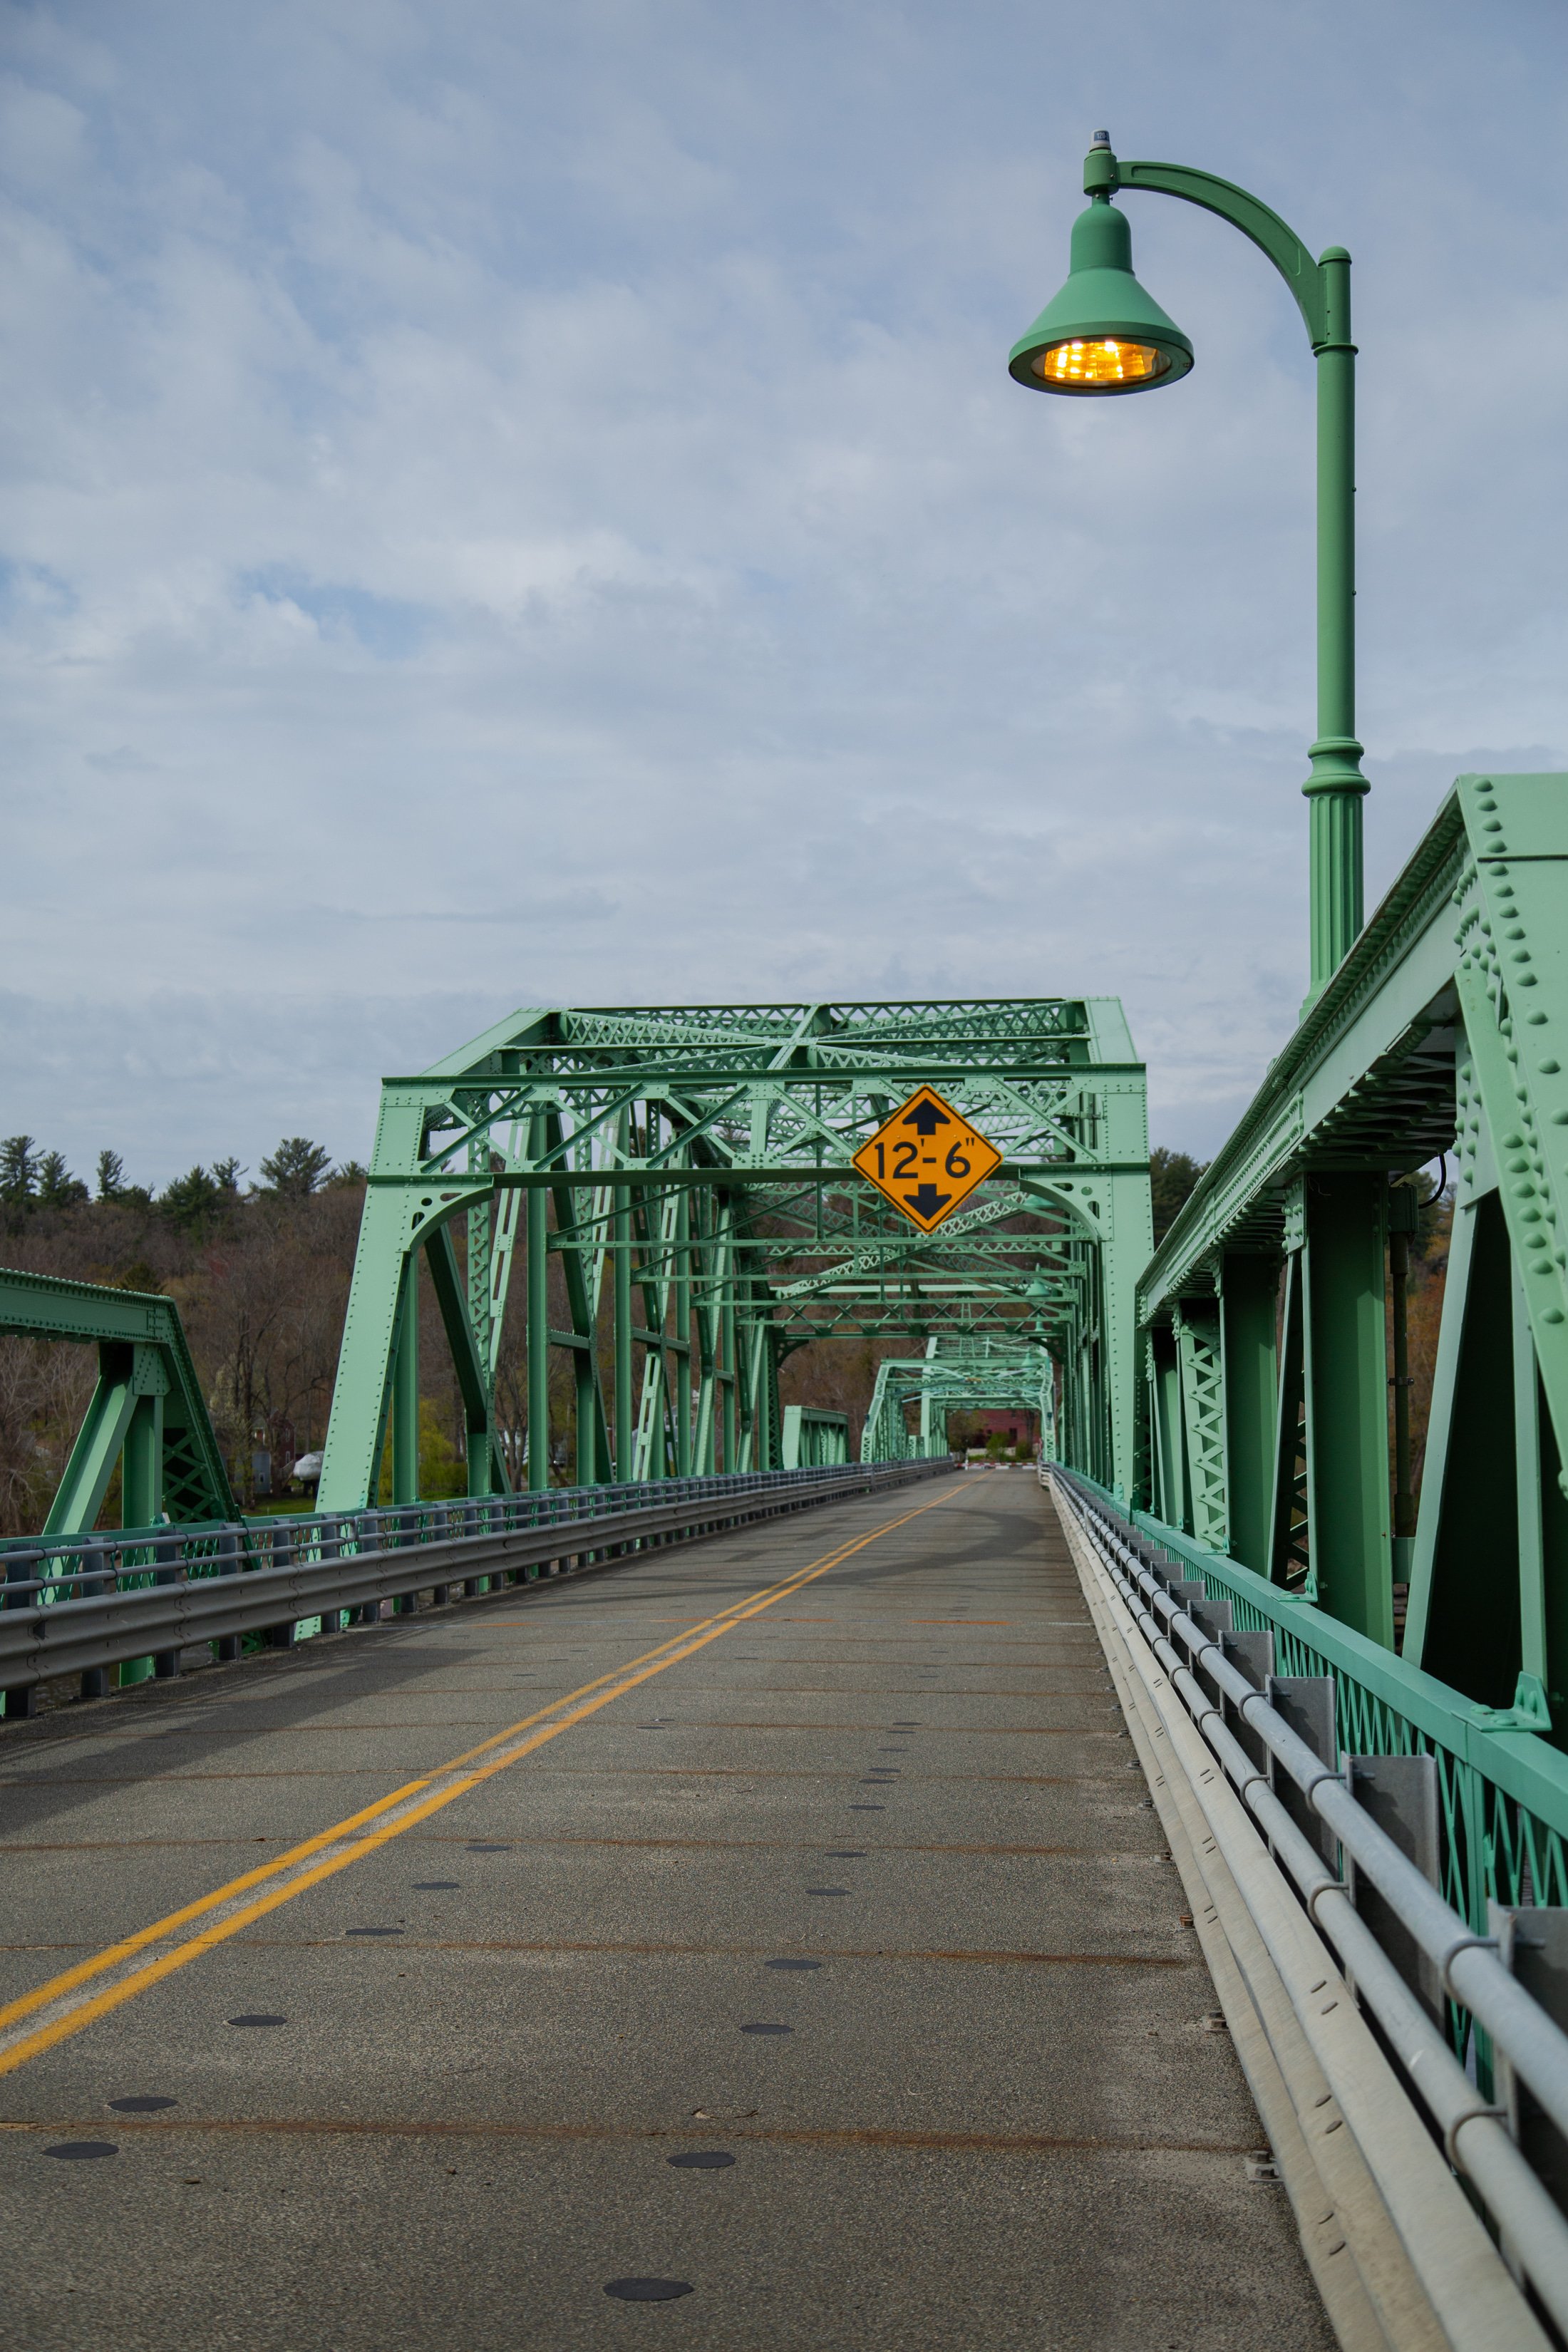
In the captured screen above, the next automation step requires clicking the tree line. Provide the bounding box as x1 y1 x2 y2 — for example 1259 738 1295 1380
0 1135 364 1233
0 1138 1257 1537
0 1138 368 1533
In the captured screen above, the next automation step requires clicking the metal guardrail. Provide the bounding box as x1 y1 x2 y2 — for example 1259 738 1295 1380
0 1458 954 1713
1056 1467 1568 1947
1055 1465 1568 2343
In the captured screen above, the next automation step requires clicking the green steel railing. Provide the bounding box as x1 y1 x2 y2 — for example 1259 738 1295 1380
0 1460 953 1716
1058 1467 1568 1941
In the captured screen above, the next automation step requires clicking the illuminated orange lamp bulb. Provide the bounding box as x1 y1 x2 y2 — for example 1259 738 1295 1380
1009 197 1192 399
1032 337 1172 388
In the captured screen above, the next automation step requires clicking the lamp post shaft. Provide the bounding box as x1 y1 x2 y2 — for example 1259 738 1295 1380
1306 246 1367 1003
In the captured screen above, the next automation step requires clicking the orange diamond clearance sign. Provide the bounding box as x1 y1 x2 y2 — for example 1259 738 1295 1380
850 1084 1004 1233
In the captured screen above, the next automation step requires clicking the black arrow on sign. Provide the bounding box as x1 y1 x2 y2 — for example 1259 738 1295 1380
903 1183 952 1219
901 1100 951 1136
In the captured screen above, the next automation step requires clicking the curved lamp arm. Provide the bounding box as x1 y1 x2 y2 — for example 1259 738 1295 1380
1087 147 1333 346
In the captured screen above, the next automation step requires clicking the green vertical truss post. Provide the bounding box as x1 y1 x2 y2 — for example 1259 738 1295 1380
1174 1301 1227 1552
673 1188 691 1478
527 1113 550 1492
760 1326 782 1472
1512 1262 1552 1727
1149 1326 1188 1532
1387 1180 1419 1583
120 1386 164 1529
1220 1252 1279 1575
613 1173 634 1478
425 1225 503 1497
1268 1246 1311 1590
391 1250 420 1510
1303 1174 1393 1645
116 1378 166 1686
546 1113 611 1486
463 1160 500 1497
719 1203 739 1473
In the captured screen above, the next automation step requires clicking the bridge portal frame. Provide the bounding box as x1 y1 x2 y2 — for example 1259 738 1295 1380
860 1334 1054 1463
317 998 1152 1512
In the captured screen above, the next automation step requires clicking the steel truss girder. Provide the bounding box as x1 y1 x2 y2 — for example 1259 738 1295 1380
1138 774 1568 1711
0 1267 239 1537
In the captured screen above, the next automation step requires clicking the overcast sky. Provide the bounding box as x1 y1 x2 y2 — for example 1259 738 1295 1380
3 0 1566 1189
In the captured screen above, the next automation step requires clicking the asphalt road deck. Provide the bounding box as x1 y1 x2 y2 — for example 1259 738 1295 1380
0 1471 1332 2351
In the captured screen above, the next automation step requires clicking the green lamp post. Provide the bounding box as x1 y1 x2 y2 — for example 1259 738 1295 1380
1011 133 1368 1009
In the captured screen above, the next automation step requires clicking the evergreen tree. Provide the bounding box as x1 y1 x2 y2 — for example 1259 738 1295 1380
0 1136 38 1213
160 1165 225 1232
96 1148 126 1202
259 1138 334 1198
36 1151 88 1209
1150 1146 1209 1247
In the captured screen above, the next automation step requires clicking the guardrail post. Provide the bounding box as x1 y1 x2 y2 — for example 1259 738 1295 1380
1186 1590 1234 1703
425 1510 451 1607
313 1517 343 1643
1 1549 39 1718
1265 1674 1339 1867
215 1525 244 1661
153 1531 181 1679
311 1518 342 1637
1220 1627 1275 1769
266 1521 298 1651
1187 1592 1232 1641
1491 1903 1568 2221
1347 1752 1443 2023
83 1539 116 1696
392 1506 420 1614
356 1512 383 1622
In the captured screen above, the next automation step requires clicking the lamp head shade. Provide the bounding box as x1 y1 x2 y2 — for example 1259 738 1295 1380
1009 196 1193 396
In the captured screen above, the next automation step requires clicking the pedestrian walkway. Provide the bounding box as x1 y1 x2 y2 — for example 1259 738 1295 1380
0 1472 1331 2348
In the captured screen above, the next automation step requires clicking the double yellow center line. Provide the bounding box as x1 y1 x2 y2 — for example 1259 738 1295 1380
0 1479 966 2078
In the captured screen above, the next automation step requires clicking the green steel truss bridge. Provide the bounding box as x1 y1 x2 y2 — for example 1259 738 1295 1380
9 777 1568 2343
10 777 1568 1802
314 994 1150 1511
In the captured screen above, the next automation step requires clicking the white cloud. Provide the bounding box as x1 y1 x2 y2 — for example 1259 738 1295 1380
2 0 1567 1182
